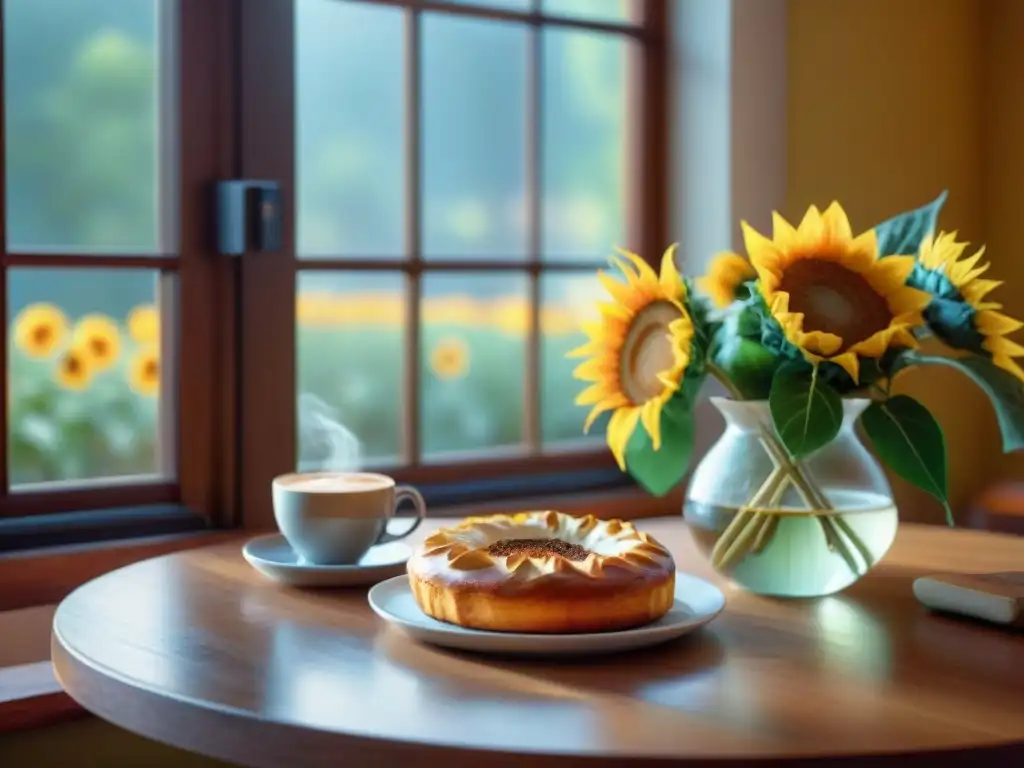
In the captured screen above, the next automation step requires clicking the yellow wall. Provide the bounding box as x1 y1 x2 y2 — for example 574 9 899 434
983 0 1024 479
787 0 1024 521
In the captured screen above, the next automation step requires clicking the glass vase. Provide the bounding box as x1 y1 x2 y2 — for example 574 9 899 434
684 397 897 598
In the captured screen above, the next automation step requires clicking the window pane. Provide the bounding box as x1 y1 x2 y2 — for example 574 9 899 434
295 0 405 258
4 0 164 253
421 273 527 457
422 16 527 259
542 0 634 24
541 272 608 446
8 268 166 485
542 29 628 261
296 272 404 468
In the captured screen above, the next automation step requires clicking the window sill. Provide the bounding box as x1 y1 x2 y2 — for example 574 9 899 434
0 486 681 613
0 485 682 733
0 661 85 736
0 529 242 612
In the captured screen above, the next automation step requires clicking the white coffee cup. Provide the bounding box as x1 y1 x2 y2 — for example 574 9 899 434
271 471 426 565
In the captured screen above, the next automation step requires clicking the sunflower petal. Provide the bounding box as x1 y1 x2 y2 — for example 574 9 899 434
607 407 641 470
848 328 896 360
993 356 1024 384
640 399 663 450
742 221 784 275
575 383 610 406
887 285 933 316
975 310 1024 337
582 394 628 433
607 254 640 286
984 335 1024 358
797 329 844 357
566 340 599 358
917 233 939 268
614 247 659 286
598 300 632 322
795 205 824 245
597 269 636 306
771 212 800 249
845 229 879 270
821 201 853 243
961 278 1002 305
946 246 986 284
830 351 860 382
573 357 616 381
659 244 685 299
863 255 914 295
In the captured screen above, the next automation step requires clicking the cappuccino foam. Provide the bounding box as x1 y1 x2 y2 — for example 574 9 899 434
279 473 392 493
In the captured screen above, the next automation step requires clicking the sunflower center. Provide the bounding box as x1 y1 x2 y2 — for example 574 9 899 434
91 338 108 356
780 259 892 349
145 360 159 378
66 357 81 374
620 300 682 403
33 326 51 344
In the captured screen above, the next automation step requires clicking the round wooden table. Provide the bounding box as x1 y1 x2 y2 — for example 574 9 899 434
52 518 1024 767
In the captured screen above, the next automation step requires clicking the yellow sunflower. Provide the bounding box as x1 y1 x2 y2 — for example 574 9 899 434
698 252 756 308
55 348 93 390
744 202 930 382
912 231 1024 382
569 245 693 470
130 346 160 396
127 304 160 344
430 336 470 380
72 314 122 371
13 303 68 359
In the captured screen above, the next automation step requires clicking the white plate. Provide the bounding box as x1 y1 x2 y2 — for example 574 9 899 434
367 573 726 656
243 533 410 588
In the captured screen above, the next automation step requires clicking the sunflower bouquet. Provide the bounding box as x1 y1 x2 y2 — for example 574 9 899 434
572 192 1024 582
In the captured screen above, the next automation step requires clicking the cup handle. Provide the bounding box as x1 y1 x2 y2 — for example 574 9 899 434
375 485 426 545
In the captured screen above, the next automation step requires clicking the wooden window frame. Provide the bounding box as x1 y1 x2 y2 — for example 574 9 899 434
238 0 671 530
0 0 235 533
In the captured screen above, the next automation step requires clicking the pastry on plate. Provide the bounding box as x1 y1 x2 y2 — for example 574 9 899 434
407 510 676 633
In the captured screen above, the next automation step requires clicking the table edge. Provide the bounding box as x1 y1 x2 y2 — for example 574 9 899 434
48 526 1024 766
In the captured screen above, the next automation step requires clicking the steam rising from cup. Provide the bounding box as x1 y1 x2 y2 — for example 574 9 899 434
297 393 363 473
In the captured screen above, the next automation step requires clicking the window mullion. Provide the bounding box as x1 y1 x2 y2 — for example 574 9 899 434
403 6 423 466
0 0 8 501
237 0 297 529
631 0 670 266
524 3 542 455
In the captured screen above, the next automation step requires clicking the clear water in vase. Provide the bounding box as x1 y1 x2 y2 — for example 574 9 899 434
685 489 898 598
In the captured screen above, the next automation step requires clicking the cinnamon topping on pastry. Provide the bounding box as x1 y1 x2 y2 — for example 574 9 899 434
486 538 590 562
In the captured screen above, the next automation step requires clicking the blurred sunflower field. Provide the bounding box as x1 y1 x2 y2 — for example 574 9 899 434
9 302 161 485
10 285 608 484
295 276 606 467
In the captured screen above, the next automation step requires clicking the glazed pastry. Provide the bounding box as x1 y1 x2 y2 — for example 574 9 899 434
407 511 676 633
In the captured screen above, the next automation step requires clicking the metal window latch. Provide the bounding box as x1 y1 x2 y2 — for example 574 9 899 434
215 180 282 255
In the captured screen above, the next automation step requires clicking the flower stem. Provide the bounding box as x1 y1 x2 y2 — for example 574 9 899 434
706 361 746 401
702 363 875 582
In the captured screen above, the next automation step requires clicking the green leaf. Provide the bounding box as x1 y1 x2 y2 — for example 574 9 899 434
894 352 1024 453
625 393 695 497
874 190 948 257
860 395 952 525
768 363 843 458
712 337 779 400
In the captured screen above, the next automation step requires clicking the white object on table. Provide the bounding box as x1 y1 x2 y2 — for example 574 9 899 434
368 572 726 656
913 571 1024 626
243 533 410 587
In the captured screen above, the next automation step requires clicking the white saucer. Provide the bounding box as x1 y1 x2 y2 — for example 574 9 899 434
367 572 725 656
243 534 411 588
